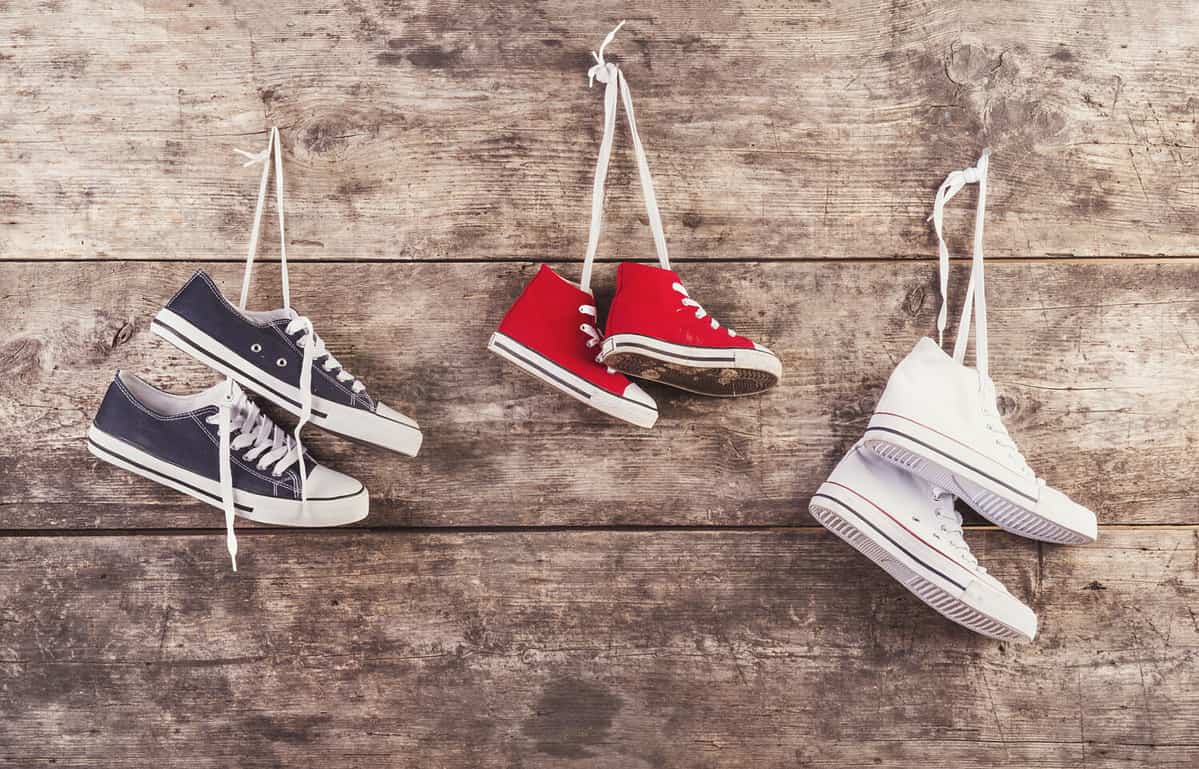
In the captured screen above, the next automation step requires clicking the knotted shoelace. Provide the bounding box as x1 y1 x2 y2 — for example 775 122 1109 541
218 127 366 568
578 23 735 340
929 150 1037 480
578 21 672 295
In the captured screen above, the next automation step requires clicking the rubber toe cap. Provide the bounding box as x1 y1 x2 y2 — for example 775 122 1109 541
621 381 659 428
307 464 366 501
376 401 419 430
964 579 1038 642
1037 485 1099 543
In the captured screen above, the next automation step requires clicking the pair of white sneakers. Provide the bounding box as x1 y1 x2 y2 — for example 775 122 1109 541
811 150 1098 642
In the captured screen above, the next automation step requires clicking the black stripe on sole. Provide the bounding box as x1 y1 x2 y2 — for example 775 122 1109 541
811 492 967 592
88 436 253 513
89 435 367 505
610 339 737 364
370 409 421 432
490 335 658 412
864 425 1039 504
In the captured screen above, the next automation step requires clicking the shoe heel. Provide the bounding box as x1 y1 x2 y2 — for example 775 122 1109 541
866 440 962 495
809 502 919 587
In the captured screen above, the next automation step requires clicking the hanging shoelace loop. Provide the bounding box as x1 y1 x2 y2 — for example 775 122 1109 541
928 148 990 379
928 150 1034 478
579 21 672 294
218 126 311 568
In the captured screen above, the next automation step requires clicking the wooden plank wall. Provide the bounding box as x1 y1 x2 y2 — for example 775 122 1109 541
1 1 1197 767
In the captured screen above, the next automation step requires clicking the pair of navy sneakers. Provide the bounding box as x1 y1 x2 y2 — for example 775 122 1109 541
87 128 421 569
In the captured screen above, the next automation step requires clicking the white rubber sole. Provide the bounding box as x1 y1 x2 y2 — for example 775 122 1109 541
487 332 658 428
863 412 1095 544
598 333 781 397
87 424 369 527
809 481 1035 642
153 308 422 456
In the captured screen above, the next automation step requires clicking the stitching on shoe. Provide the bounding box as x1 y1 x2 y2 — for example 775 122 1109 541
165 268 207 308
268 322 365 403
191 413 301 496
184 274 370 408
113 377 210 422
195 271 276 330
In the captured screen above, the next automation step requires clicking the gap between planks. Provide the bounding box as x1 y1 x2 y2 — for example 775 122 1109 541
0 522 1193 539
3 255 1199 265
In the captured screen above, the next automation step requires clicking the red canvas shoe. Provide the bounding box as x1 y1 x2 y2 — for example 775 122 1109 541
598 262 782 397
488 264 658 428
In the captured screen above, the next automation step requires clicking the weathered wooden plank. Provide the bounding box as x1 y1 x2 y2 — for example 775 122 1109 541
1 1 1197 261
0 528 1194 768
1 260 1194 528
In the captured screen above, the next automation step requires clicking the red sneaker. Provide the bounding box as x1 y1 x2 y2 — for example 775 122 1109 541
598 262 782 396
488 264 659 428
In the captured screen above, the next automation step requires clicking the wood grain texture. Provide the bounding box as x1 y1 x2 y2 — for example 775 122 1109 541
0 528 1195 768
2 260 1195 529
1 0 1198 261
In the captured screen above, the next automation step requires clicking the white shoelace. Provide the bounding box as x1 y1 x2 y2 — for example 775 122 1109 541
672 282 734 336
578 21 672 294
218 126 350 568
929 151 1040 481
578 304 616 372
930 486 981 569
208 386 302 569
929 150 1036 478
929 148 989 373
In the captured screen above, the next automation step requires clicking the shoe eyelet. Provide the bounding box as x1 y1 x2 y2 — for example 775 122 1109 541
276 357 288 367
250 343 262 353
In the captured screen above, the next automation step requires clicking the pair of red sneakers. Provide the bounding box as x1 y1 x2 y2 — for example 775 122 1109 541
487 22 779 428
489 263 781 428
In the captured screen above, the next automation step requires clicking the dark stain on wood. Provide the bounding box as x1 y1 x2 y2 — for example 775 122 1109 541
523 678 623 758
378 37 464 69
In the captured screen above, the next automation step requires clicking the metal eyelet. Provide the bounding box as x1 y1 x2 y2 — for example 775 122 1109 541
250 343 262 353
276 357 288 367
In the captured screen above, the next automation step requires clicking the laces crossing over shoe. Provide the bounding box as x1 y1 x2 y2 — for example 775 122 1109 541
810 442 1037 642
152 127 422 457
88 373 368 569
599 262 781 396
487 25 661 427
564 22 781 397
488 264 658 428
861 150 1098 544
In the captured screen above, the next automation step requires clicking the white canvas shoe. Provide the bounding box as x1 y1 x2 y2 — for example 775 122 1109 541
863 149 1097 545
811 442 1037 642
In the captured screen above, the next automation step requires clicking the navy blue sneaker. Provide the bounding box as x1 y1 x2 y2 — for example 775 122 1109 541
88 372 369 568
149 127 421 458
152 270 422 456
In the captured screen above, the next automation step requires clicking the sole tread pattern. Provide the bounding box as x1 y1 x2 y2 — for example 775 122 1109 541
868 441 1088 545
604 351 777 397
810 501 1027 641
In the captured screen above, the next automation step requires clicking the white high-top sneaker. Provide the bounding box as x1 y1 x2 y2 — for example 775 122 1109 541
864 149 1097 545
864 339 1098 544
811 442 1037 642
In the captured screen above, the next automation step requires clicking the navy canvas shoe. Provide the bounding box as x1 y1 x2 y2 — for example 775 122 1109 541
153 270 422 456
152 127 422 457
88 372 369 569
